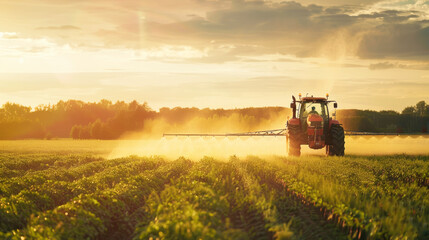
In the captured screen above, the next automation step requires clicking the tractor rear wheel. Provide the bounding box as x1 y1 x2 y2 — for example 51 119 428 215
327 124 345 156
288 125 301 157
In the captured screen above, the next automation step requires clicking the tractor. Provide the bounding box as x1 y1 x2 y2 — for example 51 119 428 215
287 94 344 156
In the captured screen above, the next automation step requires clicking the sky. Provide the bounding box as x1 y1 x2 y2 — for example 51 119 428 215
0 0 428 111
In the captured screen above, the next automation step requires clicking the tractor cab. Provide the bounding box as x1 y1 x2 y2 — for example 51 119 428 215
298 97 329 129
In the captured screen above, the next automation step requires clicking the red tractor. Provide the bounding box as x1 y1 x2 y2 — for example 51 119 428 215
287 94 345 156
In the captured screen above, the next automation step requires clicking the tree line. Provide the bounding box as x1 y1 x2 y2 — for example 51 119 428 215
0 100 288 140
337 101 429 133
0 100 427 140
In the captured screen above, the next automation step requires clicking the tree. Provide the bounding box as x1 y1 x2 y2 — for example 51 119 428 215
70 125 81 139
416 101 427 116
402 106 415 115
79 126 91 139
0 102 31 121
90 119 103 139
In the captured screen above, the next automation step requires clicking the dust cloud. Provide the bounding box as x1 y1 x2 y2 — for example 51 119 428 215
108 135 429 160
121 108 291 140
345 135 429 155
108 137 287 160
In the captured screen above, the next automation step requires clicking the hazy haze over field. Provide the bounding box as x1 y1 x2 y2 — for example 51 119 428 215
0 0 428 110
1 136 428 159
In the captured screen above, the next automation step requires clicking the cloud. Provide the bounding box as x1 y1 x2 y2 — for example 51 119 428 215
36 25 81 30
0 32 57 57
357 10 419 23
369 62 405 70
357 23 429 59
369 61 429 70
90 1 429 62
358 0 429 20
2 0 429 64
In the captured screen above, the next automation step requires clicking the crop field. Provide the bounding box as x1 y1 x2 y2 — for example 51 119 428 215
0 142 428 240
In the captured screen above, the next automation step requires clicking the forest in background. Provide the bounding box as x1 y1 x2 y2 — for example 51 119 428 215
337 104 429 133
0 100 427 140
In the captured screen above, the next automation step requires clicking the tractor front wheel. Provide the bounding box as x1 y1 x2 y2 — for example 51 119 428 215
327 124 345 156
288 125 301 157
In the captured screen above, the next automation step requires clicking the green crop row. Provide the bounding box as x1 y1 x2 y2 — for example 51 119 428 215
270 156 429 239
3 158 193 240
0 157 166 232
133 157 293 240
0 157 131 197
0 153 428 240
0 153 105 179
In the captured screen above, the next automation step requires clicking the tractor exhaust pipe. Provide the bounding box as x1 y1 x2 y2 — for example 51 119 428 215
291 96 297 119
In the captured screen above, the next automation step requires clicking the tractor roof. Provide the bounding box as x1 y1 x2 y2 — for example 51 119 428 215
301 97 327 102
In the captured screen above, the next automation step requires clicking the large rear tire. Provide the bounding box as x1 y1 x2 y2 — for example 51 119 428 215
288 125 301 157
327 124 345 156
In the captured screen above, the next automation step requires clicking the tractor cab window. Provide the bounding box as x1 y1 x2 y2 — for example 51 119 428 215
299 102 328 120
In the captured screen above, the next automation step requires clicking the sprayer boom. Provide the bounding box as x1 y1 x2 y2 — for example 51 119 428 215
163 128 287 137
162 128 413 138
